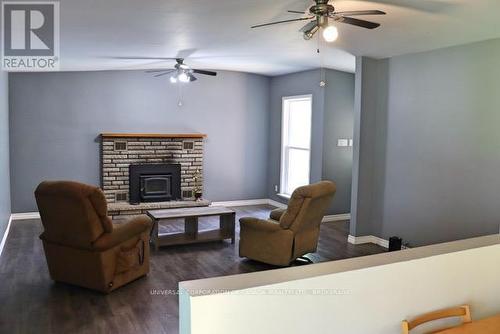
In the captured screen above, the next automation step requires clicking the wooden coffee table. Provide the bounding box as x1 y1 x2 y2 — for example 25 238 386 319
147 206 236 250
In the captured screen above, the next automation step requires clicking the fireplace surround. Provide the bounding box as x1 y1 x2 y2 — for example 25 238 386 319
100 133 205 204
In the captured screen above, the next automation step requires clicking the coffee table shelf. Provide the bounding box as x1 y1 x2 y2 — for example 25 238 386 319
156 230 234 247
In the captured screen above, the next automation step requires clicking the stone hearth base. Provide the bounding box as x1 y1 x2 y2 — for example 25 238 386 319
109 199 211 220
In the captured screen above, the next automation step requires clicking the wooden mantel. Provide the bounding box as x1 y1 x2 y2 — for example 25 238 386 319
100 133 207 139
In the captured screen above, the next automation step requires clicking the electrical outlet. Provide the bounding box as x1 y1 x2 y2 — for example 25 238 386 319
274 185 278 192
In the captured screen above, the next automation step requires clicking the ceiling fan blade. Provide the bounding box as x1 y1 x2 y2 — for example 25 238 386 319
154 71 176 78
300 20 318 33
367 0 453 13
334 10 386 16
176 48 197 60
251 17 314 29
337 16 381 29
145 69 175 74
111 56 178 60
288 10 306 14
193 69 217 76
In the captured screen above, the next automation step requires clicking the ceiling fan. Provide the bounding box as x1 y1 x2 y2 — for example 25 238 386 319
112 56 217 83
144 58 217 83
251 0 386 42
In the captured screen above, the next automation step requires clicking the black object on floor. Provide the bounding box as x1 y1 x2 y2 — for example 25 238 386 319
389 236 403 252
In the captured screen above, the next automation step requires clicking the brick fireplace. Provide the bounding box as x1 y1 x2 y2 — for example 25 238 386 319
100 133 210 219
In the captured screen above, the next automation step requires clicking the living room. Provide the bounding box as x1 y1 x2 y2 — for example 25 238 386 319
1 1 500 333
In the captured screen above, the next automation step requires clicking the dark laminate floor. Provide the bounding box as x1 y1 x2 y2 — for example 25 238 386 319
0 205 385 334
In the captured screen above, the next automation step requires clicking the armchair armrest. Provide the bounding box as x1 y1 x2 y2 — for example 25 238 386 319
239 217 283 233
269 208 286 221
92 215 152 251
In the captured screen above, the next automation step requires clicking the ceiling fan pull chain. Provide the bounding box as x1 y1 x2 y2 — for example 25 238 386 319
177 84 184 108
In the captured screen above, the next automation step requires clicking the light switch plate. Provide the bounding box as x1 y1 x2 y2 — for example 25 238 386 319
337 139 349 147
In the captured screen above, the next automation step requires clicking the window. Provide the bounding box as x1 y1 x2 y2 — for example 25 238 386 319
280 95 312 197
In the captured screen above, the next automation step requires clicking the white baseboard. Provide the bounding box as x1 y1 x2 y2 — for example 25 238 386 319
0 215 13 258
211 198 270 207
10 212 40 220
9 201 350 225
323 213 351 223
348 234 389 248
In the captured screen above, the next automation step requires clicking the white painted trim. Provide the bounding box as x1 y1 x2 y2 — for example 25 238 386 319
11 212 40 220
211 199 270 207
348 234 389 248
276 193 291 200
322 213 351 223
0 215 13 258
280 94 313 196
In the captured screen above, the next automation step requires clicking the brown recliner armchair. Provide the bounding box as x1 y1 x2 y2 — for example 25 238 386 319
34 181 152 293
239 181 336 266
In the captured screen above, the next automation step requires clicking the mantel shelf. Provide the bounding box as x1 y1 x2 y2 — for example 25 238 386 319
100 133 207 139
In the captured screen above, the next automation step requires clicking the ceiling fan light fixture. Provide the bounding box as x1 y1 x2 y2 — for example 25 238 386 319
323 25 338 42
178 72 190 83
170 75 178 83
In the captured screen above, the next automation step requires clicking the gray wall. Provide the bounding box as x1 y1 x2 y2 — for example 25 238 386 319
267 69 354 215
9 70 270 212
0 70 10 239
322 70 355 214
350 57 389 236
351 38 500 246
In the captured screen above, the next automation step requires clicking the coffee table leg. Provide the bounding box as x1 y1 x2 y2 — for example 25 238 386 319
220 213 236 244
185 217 199 239
230 213 235 244
152 218 159 251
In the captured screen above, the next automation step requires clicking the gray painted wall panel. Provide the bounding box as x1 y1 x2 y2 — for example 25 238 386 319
352 38 500 246
0 70 10 238
9 70 270 212
322 70 355 214
267 69 354 215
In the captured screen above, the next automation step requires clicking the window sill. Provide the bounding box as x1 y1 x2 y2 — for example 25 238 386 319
277 193 291 200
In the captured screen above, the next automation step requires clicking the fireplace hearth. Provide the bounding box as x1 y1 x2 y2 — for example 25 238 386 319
129 164 181 204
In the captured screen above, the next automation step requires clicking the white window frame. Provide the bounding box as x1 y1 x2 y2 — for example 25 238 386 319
279 94 312 198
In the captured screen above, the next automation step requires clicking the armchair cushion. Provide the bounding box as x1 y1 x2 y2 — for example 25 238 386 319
92 215 152 251
89 188 114 233
280 196 304 229
239 217 295 266
240 217 283 233
269 208 286 221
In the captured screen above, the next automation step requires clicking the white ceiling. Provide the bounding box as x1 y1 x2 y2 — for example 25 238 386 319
57 0 500 76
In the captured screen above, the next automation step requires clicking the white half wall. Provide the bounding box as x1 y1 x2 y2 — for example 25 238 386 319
179 235 500 334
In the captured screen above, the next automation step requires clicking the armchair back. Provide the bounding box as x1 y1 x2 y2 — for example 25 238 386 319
35 181 113 249
280 181 336 232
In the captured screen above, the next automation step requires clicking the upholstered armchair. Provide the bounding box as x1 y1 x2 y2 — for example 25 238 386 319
239 181 336 266
34 181 152 293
